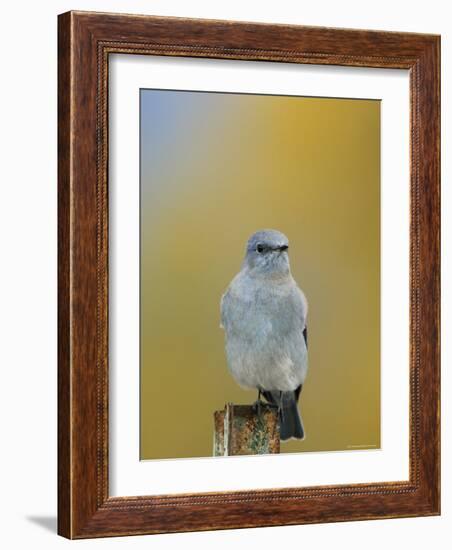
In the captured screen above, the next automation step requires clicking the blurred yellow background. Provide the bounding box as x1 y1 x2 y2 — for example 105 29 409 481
140 90 380 459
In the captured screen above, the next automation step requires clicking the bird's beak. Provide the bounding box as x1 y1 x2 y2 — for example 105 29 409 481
278 245 289 252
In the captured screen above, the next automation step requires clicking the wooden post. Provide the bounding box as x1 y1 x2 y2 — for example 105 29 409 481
213 403 280 456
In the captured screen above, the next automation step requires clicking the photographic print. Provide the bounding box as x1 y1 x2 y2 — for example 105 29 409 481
140 89 380 460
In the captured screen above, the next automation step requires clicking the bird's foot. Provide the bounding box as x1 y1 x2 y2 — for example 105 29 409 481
252 399 264 416
253 400 278 415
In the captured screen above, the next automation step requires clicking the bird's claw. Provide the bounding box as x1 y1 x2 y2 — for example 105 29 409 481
252 399 264 416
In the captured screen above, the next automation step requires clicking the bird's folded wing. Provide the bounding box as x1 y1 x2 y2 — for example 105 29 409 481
219 289 230 329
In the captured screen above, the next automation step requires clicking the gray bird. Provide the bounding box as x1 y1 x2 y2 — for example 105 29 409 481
220 229 308 440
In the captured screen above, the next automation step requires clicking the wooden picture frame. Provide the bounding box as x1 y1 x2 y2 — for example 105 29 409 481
58 11 440 539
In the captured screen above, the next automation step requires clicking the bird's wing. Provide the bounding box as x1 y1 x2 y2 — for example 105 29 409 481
295 384 303 401
294 285 308 347
295 304 307 406
219 288 230 330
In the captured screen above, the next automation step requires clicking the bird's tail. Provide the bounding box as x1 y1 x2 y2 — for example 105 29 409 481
279 398 304 440
262 390 305 440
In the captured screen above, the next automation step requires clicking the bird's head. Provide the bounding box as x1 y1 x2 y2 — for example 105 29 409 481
243 229 291 277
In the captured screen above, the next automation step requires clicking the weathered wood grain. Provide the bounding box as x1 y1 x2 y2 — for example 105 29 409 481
214 404 280 456
58 10 440 539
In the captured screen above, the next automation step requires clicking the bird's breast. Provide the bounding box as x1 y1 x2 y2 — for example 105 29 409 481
221 272 308 391
224 278 302 340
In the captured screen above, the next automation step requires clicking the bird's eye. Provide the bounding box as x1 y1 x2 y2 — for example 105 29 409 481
256 244 264 254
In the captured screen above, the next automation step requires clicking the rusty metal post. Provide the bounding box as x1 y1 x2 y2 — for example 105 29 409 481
213 403 280 456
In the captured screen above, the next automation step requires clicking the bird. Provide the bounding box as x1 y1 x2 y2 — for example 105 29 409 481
220 229 308 441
